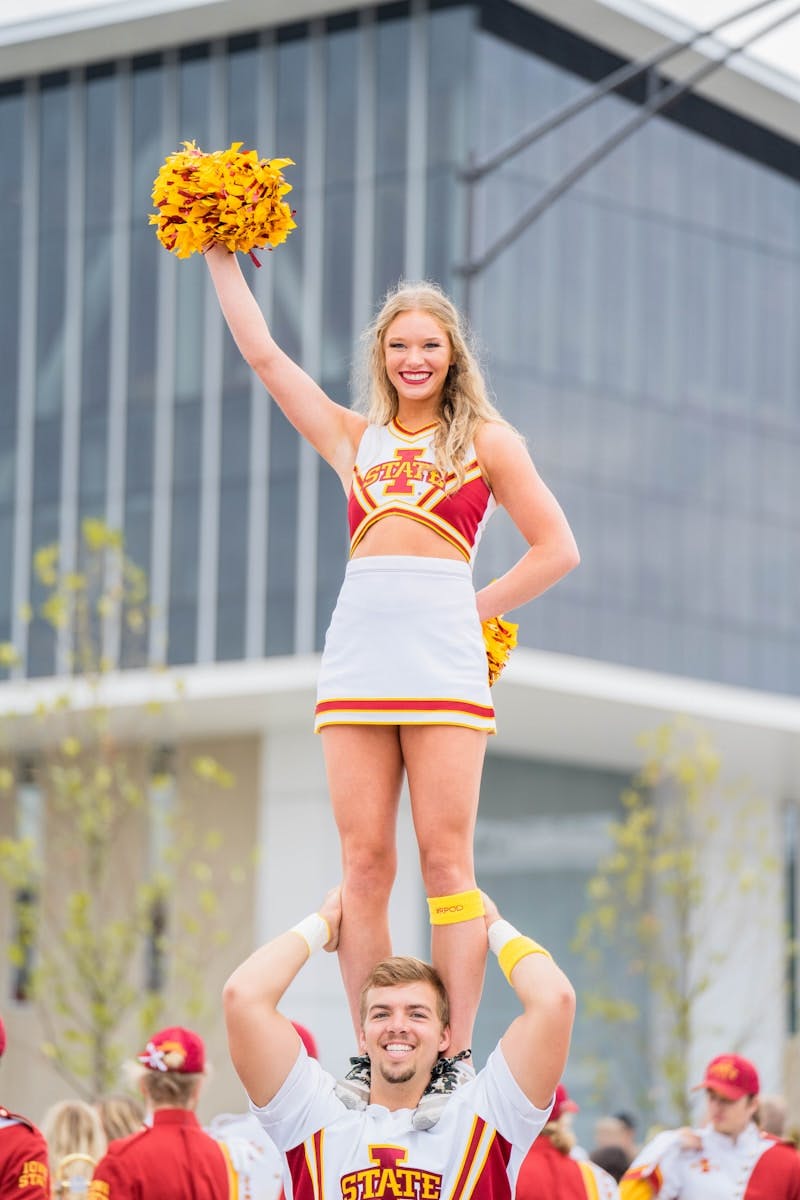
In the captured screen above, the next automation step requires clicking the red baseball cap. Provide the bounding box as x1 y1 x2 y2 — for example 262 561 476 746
551 1083 579 1122
695 1054 760 1100
291 1022 318 1060
138 1026 205 1074
0 1015 6 1058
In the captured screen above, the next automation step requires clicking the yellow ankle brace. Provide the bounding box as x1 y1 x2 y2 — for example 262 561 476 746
427 889 485 925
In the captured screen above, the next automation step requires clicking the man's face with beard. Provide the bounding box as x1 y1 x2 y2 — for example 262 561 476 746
359 982 450 1095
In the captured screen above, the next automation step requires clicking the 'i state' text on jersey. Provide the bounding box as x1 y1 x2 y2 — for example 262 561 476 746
348 420 496 563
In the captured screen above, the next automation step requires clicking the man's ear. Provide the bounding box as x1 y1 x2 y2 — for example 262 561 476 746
439 1025 451 1054
358 1029 368 1054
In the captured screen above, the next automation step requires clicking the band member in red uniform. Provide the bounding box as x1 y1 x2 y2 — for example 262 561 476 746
88 1026 238 1200
516 1082 619 1198
621 1054 800 1199
0 1014 50 1199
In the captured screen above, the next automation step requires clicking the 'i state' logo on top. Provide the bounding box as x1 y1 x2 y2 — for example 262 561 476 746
362 448 446 496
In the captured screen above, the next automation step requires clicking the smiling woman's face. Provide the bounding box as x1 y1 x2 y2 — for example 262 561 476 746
383 310 452 410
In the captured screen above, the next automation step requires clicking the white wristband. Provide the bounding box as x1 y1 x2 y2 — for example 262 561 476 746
290 913 330 957
488 919 521 956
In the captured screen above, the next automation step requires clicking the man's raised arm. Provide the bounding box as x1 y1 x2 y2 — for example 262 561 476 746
483 893 576 1111
222 886 342 1106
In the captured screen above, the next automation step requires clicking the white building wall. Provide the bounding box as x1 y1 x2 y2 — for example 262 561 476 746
687 782 787 1101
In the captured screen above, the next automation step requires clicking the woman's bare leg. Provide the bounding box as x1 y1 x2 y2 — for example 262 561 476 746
321 725 405 1040
401 725 488 1056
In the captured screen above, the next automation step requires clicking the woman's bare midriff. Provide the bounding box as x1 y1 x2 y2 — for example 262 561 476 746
350 514 466 562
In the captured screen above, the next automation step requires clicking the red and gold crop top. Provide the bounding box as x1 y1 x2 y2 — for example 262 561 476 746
348 418 496 563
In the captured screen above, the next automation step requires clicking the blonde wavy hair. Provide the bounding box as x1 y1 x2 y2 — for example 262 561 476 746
95 1092 145 1142
543 1117 577 1156
41 1099 107 1193
354 281 520 486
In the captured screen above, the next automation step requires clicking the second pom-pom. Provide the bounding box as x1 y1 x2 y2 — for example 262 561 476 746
149 141 296 263
482 616 519 687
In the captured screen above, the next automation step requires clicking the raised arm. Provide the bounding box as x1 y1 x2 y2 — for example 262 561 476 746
483 893 576 1110
473 422 579 622
204 246 366 489
222 886 342 1106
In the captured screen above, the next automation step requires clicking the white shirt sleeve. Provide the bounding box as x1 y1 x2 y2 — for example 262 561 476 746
625 1129 686 1199
207 1113 285 1200
249 1045 344 1151
467 1044 555 1151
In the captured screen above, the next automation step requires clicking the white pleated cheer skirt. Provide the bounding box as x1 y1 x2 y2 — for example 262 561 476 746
314 557 495 733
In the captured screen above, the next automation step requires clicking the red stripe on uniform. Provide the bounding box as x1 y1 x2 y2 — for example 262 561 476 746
449 1117 487 1200
314 698 494 718
468 1133 513 1200
313 1130 324 1200
286 1132 325 1200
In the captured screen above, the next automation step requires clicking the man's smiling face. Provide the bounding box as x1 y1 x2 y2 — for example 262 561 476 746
359 981 450 1092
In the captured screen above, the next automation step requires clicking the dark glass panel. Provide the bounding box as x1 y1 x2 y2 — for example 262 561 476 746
167 488 199 664
373 15 408 295
265 409 298 657
0 510 13 632
264 35 308 656
35 79 69 422
216 390 250 662
82 70 116 427
226 40 260 149
77 412 108 513
215 480 248 661
0 90 23 430
128 61 162 410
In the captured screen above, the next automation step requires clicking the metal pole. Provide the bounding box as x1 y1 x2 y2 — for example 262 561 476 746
458 2 800 278
462 0 784 184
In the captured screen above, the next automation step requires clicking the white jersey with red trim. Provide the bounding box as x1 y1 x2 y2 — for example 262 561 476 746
250 1045 551 1200
621 1122 800 1199
348 420 496 564
207 1112 285 1200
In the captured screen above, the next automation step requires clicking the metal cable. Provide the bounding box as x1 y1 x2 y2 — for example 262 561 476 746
463 0 787 183
458 2 800 278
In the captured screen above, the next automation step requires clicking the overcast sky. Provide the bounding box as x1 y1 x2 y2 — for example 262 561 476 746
1 0 798 81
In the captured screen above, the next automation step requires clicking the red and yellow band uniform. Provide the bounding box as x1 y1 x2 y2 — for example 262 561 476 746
0 1109 50 1199
89 1026 237 1200
0 1016 50 1199
515 1085 618 1200
88 1108 237 1200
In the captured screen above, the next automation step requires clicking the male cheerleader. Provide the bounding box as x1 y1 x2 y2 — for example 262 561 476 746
222 887 575 1200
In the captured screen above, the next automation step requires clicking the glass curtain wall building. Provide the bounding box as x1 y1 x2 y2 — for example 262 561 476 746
2 0 798 688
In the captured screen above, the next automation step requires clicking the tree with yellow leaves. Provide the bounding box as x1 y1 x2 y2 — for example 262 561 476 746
572 720 780 1126
0 519 251 1098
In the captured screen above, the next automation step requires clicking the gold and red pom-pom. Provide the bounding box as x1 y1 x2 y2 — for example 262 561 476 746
482 616 519 687
149 141 296 264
